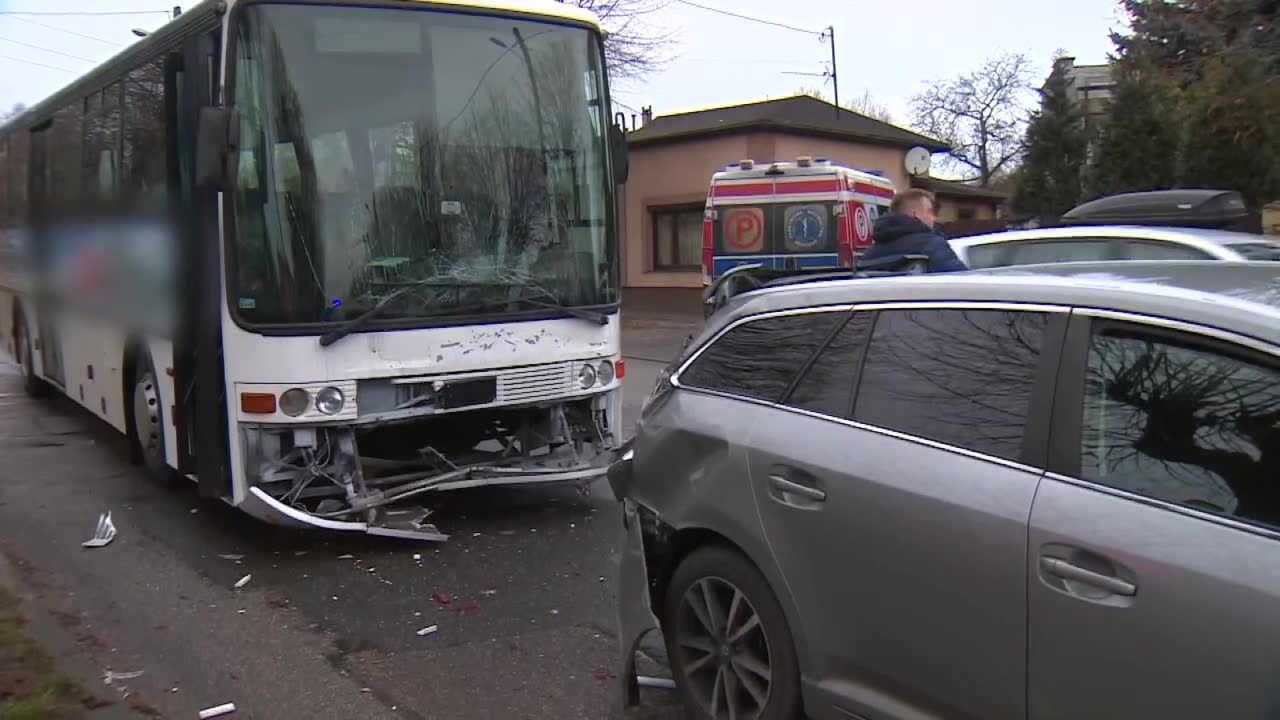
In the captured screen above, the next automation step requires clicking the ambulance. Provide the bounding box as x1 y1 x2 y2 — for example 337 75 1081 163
702 157 897 283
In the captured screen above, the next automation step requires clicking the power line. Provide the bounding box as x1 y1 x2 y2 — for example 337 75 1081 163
0 36 96 63
0 10 171 16
6 14 125 47
671 0 820 36
0 52 75 72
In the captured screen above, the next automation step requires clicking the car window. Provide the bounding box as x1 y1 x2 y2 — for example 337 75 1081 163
1231 242 1280 262
679 312 843 402
852 308 1048 462
1081 329 1280 528
1122 240 1212 260
961 242 1005 269
1006 239 1116 265
785 312 875 417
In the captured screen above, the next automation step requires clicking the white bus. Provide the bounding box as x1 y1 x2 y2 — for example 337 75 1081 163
0 0 629 540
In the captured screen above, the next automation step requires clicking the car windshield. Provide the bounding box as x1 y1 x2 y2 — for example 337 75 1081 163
229 4 616 325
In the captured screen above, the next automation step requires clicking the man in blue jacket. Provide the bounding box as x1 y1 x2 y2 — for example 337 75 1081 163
862 188 968 272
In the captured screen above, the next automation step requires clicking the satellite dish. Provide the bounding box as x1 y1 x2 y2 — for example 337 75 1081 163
905 146 931 177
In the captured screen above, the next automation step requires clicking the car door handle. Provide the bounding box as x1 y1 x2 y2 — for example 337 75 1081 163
1040 557 1136 596
769 475 826 503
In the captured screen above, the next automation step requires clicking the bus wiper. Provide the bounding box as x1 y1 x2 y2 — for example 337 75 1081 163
319 286 609 348
319 283 428 347
508 296 609 325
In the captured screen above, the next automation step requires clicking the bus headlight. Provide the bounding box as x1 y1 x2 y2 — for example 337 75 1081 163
578 364 597 389
279 388 310 417
597 360 615 385
316 387 345 415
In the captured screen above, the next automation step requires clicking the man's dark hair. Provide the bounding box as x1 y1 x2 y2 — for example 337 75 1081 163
889 188 936 214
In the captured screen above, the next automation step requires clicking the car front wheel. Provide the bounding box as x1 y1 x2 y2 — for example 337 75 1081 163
663 545 802 720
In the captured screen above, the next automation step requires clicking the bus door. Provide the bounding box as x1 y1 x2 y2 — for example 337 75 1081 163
28 124 65 387
172 27 231 498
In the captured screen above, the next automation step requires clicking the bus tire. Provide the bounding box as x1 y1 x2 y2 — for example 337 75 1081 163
131 352 173 482
14 309 48 398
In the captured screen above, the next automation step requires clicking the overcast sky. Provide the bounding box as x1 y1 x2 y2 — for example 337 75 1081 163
1 0 1123 127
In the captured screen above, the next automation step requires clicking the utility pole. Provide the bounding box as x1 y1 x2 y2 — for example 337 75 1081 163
823 26 839 112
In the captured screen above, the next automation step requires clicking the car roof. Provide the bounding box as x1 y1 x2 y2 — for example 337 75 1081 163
699 261 1280 352
949 225 1272 250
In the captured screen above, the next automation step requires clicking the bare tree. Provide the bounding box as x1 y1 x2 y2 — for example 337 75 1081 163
910 53 1032 186
797 86 894 123
2 103 26 123
562 0 675 81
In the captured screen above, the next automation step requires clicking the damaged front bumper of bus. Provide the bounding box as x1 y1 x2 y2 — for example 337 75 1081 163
235 373 622 541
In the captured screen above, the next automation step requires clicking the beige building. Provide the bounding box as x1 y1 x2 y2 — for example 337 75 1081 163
620 95 1007 289
1265 201 1280 236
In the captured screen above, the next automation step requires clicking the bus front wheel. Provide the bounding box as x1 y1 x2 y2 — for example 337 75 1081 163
131 354 171 481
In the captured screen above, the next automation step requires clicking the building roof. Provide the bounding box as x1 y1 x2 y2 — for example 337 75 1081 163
626 95 949 152
911 177 1009 202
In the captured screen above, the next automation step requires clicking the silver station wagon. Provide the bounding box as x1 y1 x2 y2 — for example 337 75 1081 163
613 261 1280 720
949 225 1280 269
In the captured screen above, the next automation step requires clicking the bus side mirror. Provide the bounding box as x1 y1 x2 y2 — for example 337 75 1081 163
610 124 629 185
195 106 240 191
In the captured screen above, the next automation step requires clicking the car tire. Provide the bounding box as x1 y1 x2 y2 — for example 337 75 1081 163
131 352 172 482
663 545 803 720
14 311 47 398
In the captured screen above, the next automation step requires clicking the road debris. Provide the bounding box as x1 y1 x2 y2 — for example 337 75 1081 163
198 702 237 719
412 553 421 561
480 589 498 597
233 574 252 589
592 668 614 682
82 512 117 548
637 676 677 690
433 592 453 606
416 625 439 637
103 670 144 685
218 554 245 561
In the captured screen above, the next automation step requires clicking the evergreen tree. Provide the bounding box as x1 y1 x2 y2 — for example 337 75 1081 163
1085 64 1180 199
1109 0 1280 207
1181 52 1280 208
1013 60 1086 223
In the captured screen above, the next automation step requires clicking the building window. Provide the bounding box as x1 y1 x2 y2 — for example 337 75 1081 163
958 206 976 221
651 205 704 270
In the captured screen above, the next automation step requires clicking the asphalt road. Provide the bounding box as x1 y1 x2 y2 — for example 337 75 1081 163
0 324 687 720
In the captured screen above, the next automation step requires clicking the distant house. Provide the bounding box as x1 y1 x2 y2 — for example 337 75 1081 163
1265 201 1280 236
619 95 1004 290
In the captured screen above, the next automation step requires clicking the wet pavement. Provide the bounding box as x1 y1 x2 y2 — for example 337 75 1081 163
0 320 690 719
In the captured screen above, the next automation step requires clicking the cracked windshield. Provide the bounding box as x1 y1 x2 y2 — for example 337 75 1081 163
231 5 616 325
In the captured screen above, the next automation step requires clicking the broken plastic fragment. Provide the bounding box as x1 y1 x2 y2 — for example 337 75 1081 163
234 574 251 589
412 553 422 561
103 670 144 685
480 589 498 597
198 703 236 719
337 554 355 560
416 625 439 637
218 554 245 561
637 676 677 690
432 592 453 606
83 512 117 548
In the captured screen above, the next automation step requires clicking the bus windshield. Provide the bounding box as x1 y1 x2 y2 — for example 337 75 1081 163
230 4 617 326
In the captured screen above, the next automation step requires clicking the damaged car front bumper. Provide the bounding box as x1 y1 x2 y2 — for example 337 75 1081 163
612 444 664 707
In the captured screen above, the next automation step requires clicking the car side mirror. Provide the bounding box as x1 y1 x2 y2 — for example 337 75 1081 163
609 124 629 185
195 106 240 191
